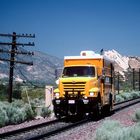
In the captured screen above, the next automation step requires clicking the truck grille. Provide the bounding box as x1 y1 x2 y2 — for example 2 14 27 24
62 82 86 92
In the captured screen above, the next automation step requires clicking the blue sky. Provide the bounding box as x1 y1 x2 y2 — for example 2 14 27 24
0 0 140 58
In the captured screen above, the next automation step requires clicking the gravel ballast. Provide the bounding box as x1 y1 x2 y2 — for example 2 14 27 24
0 103 140 140
47 103 140 140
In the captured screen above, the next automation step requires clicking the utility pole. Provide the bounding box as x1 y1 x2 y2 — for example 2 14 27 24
0 32 35 103
139 68 140 91
9 32 16 103
132 68 135 90
117 72 120 94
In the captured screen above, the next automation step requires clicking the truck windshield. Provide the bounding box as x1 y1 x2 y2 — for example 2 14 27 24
62 66 95 77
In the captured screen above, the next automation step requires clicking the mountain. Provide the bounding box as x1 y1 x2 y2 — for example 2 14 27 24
104 49 140 73
129 56 140 69
0 49 139 85
0 50 63 85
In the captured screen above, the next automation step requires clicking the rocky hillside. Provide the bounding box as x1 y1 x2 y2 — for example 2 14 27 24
0 50 63 85
129 56 140 69
104 50 140 73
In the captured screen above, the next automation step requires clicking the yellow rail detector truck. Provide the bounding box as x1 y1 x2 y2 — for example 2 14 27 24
53 51 115 118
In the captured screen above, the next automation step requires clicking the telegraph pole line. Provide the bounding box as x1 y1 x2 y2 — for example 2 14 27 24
8 32 16 103
0 32 35 103
117 72 120 94
139 68 140 91
132 68 135 90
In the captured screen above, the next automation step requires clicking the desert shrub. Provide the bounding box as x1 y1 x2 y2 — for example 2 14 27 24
95 120 122 140
8 103 34 124
11 100 24 108
115 91 140 103
30 98 45 116
0 107 9 127
131 91 140 99
0 99 51 127
6 105 21 124
0 100 36 126
24 104 35 120
0 101 9 110
132 109 140 122
130 123 140 140
7 102 35 125
120 92 133 100
41 107 51 118
94 120 138 140
9 108 26 124
137 91 140 96
30 98 52 117
115 95 124 103
0 102 9 127
31 98 45 106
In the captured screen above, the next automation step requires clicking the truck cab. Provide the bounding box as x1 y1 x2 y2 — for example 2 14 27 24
53 51 114 118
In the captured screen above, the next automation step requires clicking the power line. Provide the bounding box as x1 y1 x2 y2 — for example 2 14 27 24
0 32 35 102
0 49 34 55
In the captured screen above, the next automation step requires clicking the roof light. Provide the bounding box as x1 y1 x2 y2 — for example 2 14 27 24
82 52 86 56
80 51 95 56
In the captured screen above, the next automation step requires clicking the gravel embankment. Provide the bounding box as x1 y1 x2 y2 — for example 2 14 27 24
47 103 140 140
0 116 55 134
0 103 140 140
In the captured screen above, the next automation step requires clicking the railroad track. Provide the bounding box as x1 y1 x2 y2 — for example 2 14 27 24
27 118 89 140
0 118 66 140
114 96 140 111
1 97 140 140
0 116 90 140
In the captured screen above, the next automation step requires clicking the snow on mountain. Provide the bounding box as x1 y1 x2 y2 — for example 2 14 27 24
104 50 129 73
14 75 23 83
0 73 8 78
129 57 140 69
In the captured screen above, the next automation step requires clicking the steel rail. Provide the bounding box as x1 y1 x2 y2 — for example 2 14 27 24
26 118 89 140
113 96 140 111
0 118 64 138
114 96 140 106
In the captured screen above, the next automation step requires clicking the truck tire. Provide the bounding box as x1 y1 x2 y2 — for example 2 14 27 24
90 93 101 119
102 93 112 116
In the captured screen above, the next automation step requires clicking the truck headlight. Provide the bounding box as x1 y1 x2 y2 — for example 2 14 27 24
54 92 60 98
55 79 59 85
84 96 88 99
89 92 94 96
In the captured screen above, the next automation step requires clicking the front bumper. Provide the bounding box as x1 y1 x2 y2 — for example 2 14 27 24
53 97 98 116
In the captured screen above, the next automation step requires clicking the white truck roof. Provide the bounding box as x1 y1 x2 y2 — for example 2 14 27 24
64 50 113 62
